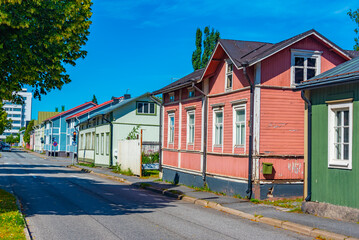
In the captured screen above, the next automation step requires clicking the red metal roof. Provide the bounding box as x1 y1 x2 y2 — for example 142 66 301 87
66 97 124 120
45 101 97 121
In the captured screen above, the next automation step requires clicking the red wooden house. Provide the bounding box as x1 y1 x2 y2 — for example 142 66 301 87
153 29 355 199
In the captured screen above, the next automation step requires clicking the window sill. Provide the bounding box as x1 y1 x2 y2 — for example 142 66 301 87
213 144 222 148
328 160 351 170
234 145 245 148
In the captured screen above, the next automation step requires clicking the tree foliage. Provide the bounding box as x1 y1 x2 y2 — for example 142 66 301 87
92 94 98 104
348 9 359 51
5 133 19 144
23 119 34 144
191 26 220 70
0 104 12 135
0 0 93 102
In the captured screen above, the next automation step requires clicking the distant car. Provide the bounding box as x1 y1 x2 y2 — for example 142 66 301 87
2 144 11 152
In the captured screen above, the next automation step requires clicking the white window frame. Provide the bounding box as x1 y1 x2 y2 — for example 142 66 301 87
291 49 322 86
96 134 99 154
225 59 233 91
328 102 352 169
169 92 175 102
137 101 155 114
106 133 110 155
213 108 223 147
101 133 104 155
168 113 175 144
187 110 195 144
233 104 246 148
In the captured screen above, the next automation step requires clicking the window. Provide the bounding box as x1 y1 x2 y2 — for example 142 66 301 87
291 50 321 85
169 92 175 102
187 111 195 144
137 102 156 114
225 60 233 90
106 133 110 155
188 88 195 98
96 134 99 154
328 102 352 169
214 110 223 146
168 113 175 144
101 133 104 155
233 106 246 146
92 132 95 149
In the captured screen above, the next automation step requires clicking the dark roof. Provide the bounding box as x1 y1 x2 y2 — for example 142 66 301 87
296 56 359 90
345 50 359 58
45 102 96 121
152 68 204 94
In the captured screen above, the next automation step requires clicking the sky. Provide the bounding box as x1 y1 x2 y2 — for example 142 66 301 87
31 0 359 119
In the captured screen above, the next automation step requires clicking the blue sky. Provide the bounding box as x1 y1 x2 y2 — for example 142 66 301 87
31 0 358 119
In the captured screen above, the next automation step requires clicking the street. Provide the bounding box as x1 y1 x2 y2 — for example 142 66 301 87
0 150 310 240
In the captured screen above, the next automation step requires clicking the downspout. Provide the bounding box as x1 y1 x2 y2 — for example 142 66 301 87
301 90 312 201
49 119 53 157
75 117 81 163
243 63 254 199
103 114 113 166
192 81 208 183
150 95 163 172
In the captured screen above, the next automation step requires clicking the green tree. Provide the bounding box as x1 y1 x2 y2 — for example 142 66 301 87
0 104 11 135
191 26 220 70
23 120 34 144
5 134 18 144
0 0 93 102
348 9 359 51
92 94 98 104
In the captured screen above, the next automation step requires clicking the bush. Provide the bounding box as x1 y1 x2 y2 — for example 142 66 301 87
142 151 159 164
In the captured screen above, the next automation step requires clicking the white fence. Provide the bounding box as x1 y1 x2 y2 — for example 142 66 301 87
116 139 142 176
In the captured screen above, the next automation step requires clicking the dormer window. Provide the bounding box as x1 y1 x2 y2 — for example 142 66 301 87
225 60 233 90
169 92 175 102
291 49 321 85
188 87 195 98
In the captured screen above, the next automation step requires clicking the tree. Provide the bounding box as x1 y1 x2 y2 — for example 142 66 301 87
0 0 93 102
348 9 359 51
92 94 98 104
23 120 34 144
191 26 220 70
0 104 12 135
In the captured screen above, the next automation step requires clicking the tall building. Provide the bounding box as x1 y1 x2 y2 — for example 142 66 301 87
0 89 32 140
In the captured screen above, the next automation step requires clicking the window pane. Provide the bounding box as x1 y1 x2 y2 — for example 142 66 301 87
236 125 240 145
236 109 245 122
227 63 233 72
307 68 316 79
336 111 341 126
227 75 232 88
343 144 349 160
240 124 245 145
344 110 349 126
335 144 341 159
295 68 304 83
344 127 349 143
137 103 143 113
335 127 341 143
219 125 223 145
150 103 155 114
307 58 316 67
295 57 304 66
170 116 174 126
144 103 149 113
216 112 223 124
189 114 194 124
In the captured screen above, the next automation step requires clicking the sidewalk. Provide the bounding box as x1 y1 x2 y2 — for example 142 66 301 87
71 164 359 240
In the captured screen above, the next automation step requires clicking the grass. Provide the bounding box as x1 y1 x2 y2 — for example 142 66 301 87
141 170 159 178
188 184 227 196
78 162 95 168
0 189 25 240
250 197 303 211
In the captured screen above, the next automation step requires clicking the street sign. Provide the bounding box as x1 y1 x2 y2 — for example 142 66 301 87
53 141 58 147
72 141 76 146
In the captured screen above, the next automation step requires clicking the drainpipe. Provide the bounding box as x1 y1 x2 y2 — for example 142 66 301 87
150 95 163 172
49 119 53 157
243 63 254 199
301 90 312 201
75 117 81 163
192 81 208 183
103 114 113 166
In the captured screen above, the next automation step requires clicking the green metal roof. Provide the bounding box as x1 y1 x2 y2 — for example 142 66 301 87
296 56 359 90
34 112 59 126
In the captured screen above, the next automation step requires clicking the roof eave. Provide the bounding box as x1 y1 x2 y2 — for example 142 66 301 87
295 76 359 91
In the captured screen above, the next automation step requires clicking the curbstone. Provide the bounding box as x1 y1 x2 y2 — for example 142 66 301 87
195 199 208 207
257 217 283 228
181 195 196 203
281 221 313 236
310 229 348 240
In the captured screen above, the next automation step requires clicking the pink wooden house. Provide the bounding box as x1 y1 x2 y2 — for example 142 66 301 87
153 29 355 199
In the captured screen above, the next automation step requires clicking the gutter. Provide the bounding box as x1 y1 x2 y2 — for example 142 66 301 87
150 95 163 172
243 63 254 199
103 114 113 166
301 90 312 201
191 81 208 183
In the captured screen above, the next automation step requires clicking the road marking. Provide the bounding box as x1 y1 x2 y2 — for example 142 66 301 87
71 175 93 180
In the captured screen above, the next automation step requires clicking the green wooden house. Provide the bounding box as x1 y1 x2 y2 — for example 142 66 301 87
297 56 359 210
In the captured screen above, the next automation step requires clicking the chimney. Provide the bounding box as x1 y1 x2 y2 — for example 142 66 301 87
55 107 58 112
124 94 131 100
61 105 65 112
112 96 119 104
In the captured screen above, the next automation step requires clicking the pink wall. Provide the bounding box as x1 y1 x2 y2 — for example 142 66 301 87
207 154 248 178
260 158 304 180
180 152 201 171
162 150 178 167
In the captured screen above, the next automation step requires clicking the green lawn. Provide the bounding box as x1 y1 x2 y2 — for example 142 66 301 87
0 189 25 239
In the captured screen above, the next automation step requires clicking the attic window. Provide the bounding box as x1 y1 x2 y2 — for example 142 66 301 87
291 49 321 85
169 92 175 102
188 87 195 98
225 59 233 90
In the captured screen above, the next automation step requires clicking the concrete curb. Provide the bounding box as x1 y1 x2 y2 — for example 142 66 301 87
68 165 358 240
13 192 32 240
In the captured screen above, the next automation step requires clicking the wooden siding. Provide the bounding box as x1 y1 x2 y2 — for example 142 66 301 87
310 82 359 209
260 88 304 155
180 152 201 172
207 154 248 178
259 158 303 180
162 150 178 167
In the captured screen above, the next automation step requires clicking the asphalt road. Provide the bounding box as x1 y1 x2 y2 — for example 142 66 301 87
0 150 311 240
